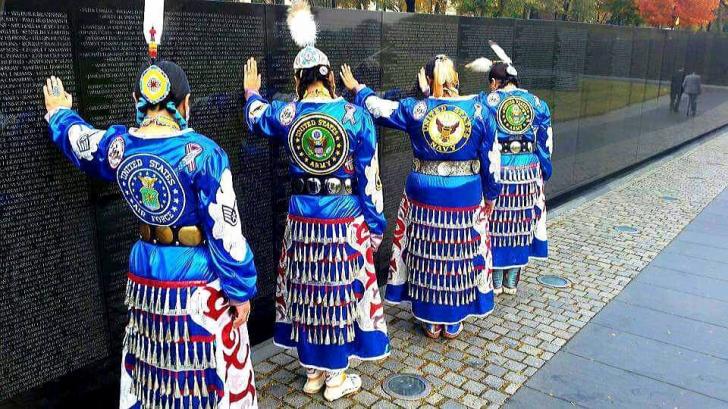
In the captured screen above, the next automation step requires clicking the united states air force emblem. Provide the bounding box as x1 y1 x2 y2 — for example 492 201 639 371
422 105 472 153
117 154 185 226
497 96 534 135
289 113 349 175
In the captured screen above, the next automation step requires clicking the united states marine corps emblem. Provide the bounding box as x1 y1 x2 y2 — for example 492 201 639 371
289 113 349 175
497 96 534 135
422 105 472 153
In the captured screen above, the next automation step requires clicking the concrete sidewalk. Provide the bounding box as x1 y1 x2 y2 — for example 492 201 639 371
506 189 728 409
255 131 728 408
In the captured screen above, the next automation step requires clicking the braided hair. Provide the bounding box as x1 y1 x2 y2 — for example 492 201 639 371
295 64 336 100
425 55 459 97
134 60 191 128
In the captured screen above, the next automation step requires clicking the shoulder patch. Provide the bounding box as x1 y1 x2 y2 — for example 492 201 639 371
486 92 501 107
412 101 427 121
279 102 297 126
107 136 125 170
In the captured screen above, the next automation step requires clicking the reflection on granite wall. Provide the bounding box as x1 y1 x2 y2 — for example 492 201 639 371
3 0 728 402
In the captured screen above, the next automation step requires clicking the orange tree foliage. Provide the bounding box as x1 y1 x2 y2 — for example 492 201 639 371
637 0 719 27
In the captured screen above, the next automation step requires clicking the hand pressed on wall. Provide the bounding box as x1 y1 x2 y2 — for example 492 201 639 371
43 76 72 113
339 64 360 92
243 57 262 95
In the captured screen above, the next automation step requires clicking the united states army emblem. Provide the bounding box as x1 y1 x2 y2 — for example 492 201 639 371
497 96 534 135
289 113 349 175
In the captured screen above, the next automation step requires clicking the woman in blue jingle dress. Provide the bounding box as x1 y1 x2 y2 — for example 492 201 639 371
340 54 502 340
242 1 388 402
43 61 258 408
468 41 553 295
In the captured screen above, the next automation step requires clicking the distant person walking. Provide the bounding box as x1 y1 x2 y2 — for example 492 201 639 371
670 68 685 112
683 71 702 117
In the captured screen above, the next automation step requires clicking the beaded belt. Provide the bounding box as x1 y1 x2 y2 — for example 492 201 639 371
412 158 480 176
501 140 534 154
292 176 357 196
139 224 205 246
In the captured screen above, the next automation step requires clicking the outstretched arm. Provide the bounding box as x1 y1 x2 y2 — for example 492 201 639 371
535 100 553 181
354 111 386 251
243 57 287 141
198 147 258 328
43 76 122 181
340 64 415 131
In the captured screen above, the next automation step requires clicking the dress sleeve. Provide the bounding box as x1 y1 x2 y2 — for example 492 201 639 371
535 99 553 182
198 148 258 304
47 108 125 181
478 113 503 201
354 110 386 239
244 93 288 142
353 85 415 131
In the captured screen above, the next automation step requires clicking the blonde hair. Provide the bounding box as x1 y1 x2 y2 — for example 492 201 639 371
428 55 459 97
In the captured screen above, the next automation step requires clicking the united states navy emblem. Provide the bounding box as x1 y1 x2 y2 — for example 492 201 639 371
422 105 472 153
117 154 185 226
486 92 501 107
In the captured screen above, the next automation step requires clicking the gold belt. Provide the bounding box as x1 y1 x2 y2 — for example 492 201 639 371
412 158 480 176
139 224 205 246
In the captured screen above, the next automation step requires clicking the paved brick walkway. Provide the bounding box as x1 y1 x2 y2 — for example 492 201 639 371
254 131 728 409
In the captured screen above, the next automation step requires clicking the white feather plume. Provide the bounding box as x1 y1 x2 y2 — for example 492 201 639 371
465 57 493 73
489 40 512 65
143 0 165 45
287 0 317 48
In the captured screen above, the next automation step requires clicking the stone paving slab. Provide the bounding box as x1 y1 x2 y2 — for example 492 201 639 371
255 132 728 408
591 300 728 361
507 182 728 407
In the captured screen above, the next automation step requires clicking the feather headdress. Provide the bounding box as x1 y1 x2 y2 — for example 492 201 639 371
466 40 517 76
287 0 317 48
288 0 330 70
143 0 164 59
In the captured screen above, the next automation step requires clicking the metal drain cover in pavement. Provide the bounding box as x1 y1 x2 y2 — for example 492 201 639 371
537 275 570 288
615 225 638 234
383 374 430 400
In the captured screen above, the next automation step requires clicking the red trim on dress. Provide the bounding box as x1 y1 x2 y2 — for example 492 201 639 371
128 272 208 288
288 214 356 224
408 198 480 212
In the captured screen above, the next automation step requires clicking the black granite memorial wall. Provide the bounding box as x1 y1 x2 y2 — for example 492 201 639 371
3 0 728 403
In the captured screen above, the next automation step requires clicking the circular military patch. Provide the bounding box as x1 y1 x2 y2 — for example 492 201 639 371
289 113 349 175
421 105 472 153
117 154 185 226
107 136 125 170
139 65 171 104
279 103 296 126
412 101 427 121
486 92 501 107
497 96 534 135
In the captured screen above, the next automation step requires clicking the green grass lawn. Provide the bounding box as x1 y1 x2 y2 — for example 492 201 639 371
536 78 669 122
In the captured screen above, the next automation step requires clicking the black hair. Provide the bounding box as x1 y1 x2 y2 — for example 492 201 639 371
134 60 191 127
295 65 335 99
488 62 519 88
